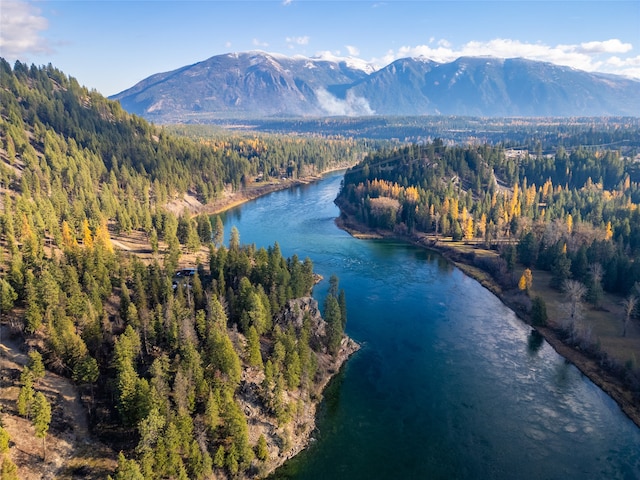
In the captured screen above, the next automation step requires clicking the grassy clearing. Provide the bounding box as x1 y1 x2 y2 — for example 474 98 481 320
524 268 640 367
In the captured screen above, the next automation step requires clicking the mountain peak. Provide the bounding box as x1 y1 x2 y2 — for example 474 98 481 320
111 51 640 121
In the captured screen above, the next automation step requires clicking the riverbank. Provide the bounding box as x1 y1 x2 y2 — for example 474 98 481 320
256 334 360 479
165 168 349 218
334 213 640 430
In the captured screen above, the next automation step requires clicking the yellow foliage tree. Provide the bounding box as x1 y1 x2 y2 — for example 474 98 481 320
518 268 533 292
477 213 487 239
94 219 114 254
605 221 613 241
61 221 77 250
518 274 527 291
464 215 474 240
82 219 93 249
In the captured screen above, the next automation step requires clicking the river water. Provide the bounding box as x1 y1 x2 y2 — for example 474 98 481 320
220 172 640 480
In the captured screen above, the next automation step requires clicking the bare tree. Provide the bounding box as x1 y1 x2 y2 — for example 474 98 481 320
562 279 587 339
587 262 604 308
433 212 441 238
621 294 638 337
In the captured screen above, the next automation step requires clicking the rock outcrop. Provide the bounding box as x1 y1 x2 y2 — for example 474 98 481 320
237 297 359 478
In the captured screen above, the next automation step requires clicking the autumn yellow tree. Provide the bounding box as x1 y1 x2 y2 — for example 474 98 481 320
61 220 78 249
82 219 94 249
518 268 533 293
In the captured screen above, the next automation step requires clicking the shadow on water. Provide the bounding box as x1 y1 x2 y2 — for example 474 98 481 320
527 329 545 355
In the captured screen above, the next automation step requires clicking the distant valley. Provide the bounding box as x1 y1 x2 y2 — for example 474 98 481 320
110 51 640 122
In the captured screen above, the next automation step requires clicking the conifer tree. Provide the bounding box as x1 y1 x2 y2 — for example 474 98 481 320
32 392 51 460
213 445 225 468
246 325 263 369
324 295 342 356
113 452 144 480
27 351 45 384
17 368 35 418
0 455 19 480
0 426 9 453
256 433 269 461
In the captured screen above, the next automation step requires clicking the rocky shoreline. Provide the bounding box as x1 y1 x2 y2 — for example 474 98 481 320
334 213 640 430
236 297 361 479
261 335 360 478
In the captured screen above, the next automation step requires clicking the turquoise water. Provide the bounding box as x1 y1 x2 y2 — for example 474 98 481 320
220 172 640 480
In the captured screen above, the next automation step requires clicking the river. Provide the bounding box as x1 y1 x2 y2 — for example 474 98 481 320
219 172 640 480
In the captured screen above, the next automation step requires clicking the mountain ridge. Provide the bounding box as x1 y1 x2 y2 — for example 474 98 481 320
110 51 640 121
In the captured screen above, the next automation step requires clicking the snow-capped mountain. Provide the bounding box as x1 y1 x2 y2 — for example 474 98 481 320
111 51 640 121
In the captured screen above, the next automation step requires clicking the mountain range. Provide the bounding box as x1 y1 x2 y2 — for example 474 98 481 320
111 51 640 122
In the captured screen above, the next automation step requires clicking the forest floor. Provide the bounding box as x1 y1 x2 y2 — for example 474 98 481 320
335 214 640 430
0 325 116 479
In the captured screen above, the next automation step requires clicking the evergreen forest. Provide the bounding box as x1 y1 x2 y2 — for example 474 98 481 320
337 140 640 294
0 59 353 478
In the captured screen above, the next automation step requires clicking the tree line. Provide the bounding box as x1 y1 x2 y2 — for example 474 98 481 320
337 140 640 298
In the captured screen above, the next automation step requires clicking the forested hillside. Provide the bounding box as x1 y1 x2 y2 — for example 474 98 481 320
0 59 358 478
338 141 640 292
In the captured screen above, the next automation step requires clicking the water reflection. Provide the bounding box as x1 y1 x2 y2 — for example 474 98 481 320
527 329 544 354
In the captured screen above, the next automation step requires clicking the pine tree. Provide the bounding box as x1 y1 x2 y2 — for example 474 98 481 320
213 216 224 247
17 368 35 418
0 426 9 453
0 278 17 317
246 325 263 369
1 455 19 480
324 295 342 356
226 444 239 475
531 296 548 326
114 452 144 480
27 351 45 382
256 434 269 461
32 392 51 460
213 445 225 468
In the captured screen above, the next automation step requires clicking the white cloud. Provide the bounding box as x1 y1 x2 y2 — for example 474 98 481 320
252 38 269 48
605 54 640 79
282 0 293 5
578 39 632 54
315 88 374 116
346 45 360 56
0 0 50 59
286 36 310 47
370 38 639 79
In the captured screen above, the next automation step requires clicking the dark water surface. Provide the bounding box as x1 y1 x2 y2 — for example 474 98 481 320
220 172 640 480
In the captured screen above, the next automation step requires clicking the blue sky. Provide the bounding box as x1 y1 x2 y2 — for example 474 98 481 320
1 0 639 96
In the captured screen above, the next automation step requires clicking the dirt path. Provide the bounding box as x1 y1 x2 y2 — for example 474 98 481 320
0 325 115 479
